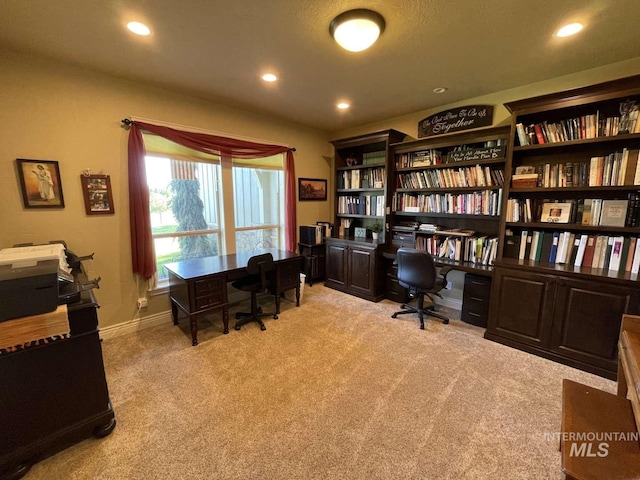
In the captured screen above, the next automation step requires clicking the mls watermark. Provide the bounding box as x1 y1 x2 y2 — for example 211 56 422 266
544 432 640 457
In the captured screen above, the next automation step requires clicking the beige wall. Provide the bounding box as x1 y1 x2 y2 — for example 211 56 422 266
0 50 333 328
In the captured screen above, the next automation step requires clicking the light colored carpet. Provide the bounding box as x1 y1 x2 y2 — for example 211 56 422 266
27 284 613 479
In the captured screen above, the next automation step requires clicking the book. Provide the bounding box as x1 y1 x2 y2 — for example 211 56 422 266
503 231 521 259
568 235 580 265
540 232 554 263
582 235 597 268
627 238 638 272
529 231 540 261
549 232 560 263
608 236 624 271
599 199 629 227
581 199 592 225
632 238 640 274
574 234 588 267
534 232 546 261
602 236 614 270
519 230 529 260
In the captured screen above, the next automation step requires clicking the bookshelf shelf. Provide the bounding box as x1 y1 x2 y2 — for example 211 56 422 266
512 132 640 152
336 214 384 219
396 186 501 193
510 185 639 194
336 188 385 193
395 211 500 220
505 222 640 233
396 157 505 171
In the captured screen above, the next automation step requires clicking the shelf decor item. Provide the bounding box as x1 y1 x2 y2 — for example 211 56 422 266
540 202 572 223
80 174 115 215
369 222 383 240
16 159 65 209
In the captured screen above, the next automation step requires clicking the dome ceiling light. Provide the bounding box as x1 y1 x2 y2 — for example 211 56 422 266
329 9 385 52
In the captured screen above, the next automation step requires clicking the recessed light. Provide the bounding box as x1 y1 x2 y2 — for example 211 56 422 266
262 73 277 82
127 21 151 36
337 102 350 110
556 22 583 37
433 87 447 94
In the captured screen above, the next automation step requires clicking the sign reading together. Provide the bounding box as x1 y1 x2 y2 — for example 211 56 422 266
418 105 494 138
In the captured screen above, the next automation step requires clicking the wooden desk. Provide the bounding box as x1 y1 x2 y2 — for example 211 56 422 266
165 249 303 345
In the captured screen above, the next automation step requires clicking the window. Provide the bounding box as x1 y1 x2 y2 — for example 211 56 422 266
146 156 223 281
144 149 285 285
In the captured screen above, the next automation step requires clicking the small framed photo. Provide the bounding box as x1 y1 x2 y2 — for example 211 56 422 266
298 178 327 201
540 202 572 223
80 174 115 215
354 227 367 238
16 159 65 208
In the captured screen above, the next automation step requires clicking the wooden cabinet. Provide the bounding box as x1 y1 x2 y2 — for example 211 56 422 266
325 237 384 301
460 274 492 327
487 75 640 379
487 263 640 379
388 126 510 275
298 242 326 285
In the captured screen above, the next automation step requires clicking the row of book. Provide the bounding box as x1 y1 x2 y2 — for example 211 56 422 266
504 229 640 273
396 149 443 168
396 165 504 190
515 109 638 146
415 234 498 266
337 195 385 216
362 151 385 165
336 167 385 190
393 190 502 216
505 196 640 228
587 149 640 186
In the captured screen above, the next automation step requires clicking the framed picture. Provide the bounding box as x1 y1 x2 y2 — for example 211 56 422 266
540 202 572 223
80 174 115 215
16 159 65 208
298 178 327 201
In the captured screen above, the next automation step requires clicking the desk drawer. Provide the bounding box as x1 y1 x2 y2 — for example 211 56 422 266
194 276 226 311
463 274 492 297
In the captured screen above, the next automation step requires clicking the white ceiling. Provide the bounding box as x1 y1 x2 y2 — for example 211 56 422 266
1 1 640 132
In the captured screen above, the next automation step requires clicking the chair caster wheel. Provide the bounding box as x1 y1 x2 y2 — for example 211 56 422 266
273 314 278 319
443 319 449 325
235 312 241 319
257 307 263 314
234 325 241 331
391 314 398 318
260 325 266 331
419 324 425 330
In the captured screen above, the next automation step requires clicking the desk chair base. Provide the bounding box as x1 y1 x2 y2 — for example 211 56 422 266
392 294 449 330
234 296 277 332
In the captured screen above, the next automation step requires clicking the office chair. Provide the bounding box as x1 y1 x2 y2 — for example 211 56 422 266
232 253 276 331
391 247 452 330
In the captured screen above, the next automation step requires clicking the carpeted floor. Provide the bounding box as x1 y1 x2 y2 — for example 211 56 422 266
27 284 614 479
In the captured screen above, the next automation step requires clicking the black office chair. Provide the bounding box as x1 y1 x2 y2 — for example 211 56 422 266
232 253 276 331
391 247 452 330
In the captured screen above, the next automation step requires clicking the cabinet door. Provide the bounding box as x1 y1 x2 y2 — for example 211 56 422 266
487 268 556 348
325 242 348 287
347 245 376 296
549 277 640 370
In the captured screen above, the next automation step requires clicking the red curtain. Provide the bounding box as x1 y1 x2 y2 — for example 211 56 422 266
127 121 297 279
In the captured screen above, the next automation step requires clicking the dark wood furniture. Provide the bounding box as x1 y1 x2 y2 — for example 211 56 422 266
165 248 303 345
461 273 492 327
560 314 640 479
325 236 385 302
486 76 640 379
0 277 115 480
298 242 325 286
388 126 510 274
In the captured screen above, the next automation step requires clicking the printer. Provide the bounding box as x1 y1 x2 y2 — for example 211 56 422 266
0 244 69 322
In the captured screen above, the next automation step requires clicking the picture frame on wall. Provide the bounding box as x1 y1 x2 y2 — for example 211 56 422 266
16 159 65 208
298 178 327 201
80 174 115 215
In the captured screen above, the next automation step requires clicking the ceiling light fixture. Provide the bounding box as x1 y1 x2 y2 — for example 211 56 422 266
433 87 448 94
329 9 385 52
556 22 583 37
337 102 350 110
262 73 277 82
127 21 151 36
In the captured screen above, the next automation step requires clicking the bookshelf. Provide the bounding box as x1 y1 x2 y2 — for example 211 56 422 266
326 129 407 301
486 75 640 379
389 126 511 275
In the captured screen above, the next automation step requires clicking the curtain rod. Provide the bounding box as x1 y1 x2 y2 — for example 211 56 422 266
121 117 296 151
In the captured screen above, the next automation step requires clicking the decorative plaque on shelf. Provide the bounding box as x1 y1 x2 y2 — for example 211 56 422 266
418 105 494 138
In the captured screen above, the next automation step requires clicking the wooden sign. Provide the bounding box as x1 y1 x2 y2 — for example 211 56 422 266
446 145 506 163
418 105 494 138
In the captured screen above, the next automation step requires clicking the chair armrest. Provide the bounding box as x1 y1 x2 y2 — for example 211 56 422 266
438 266 453 280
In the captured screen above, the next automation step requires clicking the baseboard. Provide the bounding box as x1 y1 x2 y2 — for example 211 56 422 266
99 310 172 340
99 291 251 340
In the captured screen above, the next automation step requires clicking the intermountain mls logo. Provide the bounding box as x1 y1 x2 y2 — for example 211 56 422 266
545 432 640 457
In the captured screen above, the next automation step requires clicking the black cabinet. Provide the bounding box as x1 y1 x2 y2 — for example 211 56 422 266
298 242 326 286
486 262 640 379
0 288 115 479
461 274 492 327
325 237 384 301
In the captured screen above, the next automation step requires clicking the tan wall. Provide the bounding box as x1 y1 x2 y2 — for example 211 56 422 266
0 50 333 328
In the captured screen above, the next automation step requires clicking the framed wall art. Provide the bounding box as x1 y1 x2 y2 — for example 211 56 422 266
80 174 115 215
16 159 65 208
298 178 327 201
